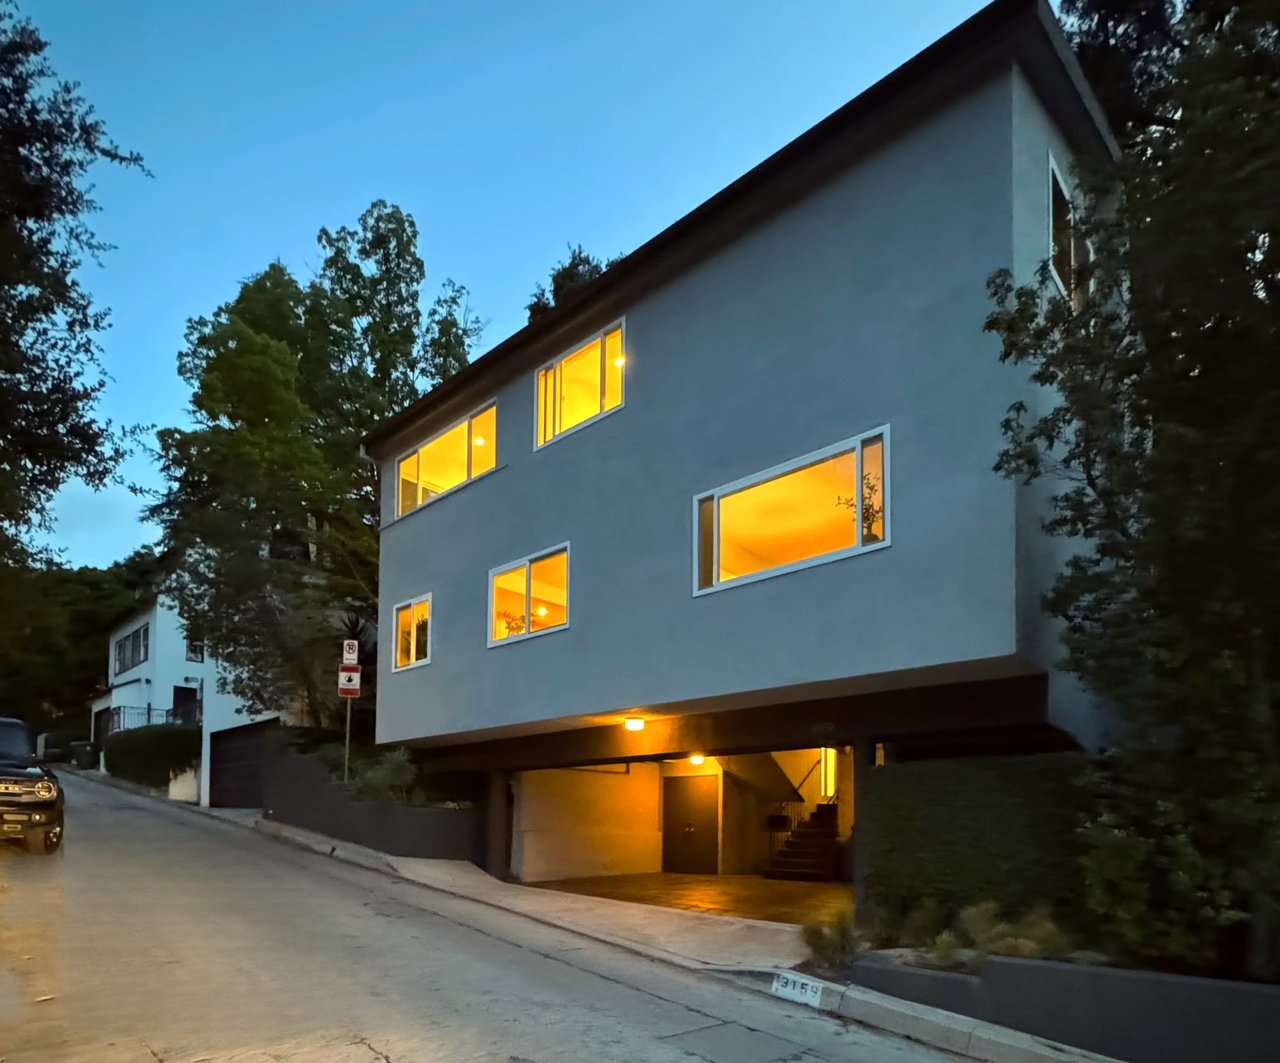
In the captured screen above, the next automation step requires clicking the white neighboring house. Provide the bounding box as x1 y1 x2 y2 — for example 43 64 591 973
90 596 279 807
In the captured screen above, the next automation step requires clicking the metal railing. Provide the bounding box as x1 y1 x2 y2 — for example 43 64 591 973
104 706 175 735
768 756 823 857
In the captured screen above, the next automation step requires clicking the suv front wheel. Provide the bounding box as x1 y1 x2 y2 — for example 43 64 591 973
24 825 62 855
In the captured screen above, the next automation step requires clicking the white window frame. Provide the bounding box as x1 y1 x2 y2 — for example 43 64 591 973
1047 153 1095 303
391 592 433 672
392 400 499 520
486 542 571 648
532 320 626 449
691 425 891 597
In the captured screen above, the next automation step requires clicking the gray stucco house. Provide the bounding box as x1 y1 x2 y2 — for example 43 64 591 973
362 0 1115 895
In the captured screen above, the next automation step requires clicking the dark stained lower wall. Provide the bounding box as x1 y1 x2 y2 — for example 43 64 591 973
850 955 1280 1063
263 751 484 864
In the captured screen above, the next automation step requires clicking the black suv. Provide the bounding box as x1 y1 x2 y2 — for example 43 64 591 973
0 717 64 854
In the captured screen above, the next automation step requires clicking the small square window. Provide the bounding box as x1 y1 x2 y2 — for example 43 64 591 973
490 546 570 645
394 595 431 669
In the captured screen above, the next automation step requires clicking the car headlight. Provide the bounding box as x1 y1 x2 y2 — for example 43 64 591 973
33 780 56 799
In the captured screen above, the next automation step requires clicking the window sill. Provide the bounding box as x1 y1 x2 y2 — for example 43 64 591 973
386 463 505 529
534 402 624 451
392 658 432 673
693 538 890 597
487 622 569 650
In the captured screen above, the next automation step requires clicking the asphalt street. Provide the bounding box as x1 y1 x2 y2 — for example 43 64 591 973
0 774 956 1063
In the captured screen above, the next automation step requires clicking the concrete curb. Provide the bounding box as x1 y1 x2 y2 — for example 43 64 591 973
714 969 1122 1063
63 775 1117 1063
58 767 250 829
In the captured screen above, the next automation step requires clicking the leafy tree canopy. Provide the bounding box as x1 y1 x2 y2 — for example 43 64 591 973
988 0 1280 975
0 1 143 570
151 202 480 726
526 244 623 322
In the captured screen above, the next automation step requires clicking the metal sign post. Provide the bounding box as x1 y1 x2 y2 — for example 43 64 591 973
338 654 361 782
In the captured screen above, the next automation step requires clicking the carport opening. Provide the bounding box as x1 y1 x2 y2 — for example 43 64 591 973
508 746 859 924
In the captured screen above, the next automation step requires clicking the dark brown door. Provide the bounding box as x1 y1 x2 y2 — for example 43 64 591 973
662 775 718 874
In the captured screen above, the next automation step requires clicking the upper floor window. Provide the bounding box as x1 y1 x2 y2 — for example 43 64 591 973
185 639 205 663
394 594 431 669
1049 158 1090 310
489 544 569 646
536 325 624 446
114 623 150 675
694 428 888 594
397 403 497 517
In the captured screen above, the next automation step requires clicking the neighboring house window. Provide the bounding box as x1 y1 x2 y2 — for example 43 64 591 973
185 639 205 663
114 622 151 674
393 594 431 669
489 544 570 645
694 428 888 593
397 403 497 517
1049 158 1091 309
536 324 624 446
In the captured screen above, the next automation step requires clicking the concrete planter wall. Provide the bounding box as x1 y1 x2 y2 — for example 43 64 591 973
850 954 1280 1063
263 751 484 864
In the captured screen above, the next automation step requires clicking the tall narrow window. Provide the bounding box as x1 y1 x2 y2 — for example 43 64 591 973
396 403 498 516
695 429 889 592
489 545 570 645
394 595 431 669
536 325 624 446
1050 160 1091 310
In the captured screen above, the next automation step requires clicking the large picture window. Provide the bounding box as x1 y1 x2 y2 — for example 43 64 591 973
694 428 888 593
536 325 624 446
489 544 569 645
393 594 431 669
397 403 497 517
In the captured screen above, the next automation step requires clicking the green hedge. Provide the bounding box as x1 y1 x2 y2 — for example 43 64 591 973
863 752 1088 926
103 724 201 789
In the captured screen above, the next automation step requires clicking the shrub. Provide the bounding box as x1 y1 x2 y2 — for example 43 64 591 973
802 909 865 970
349 748 416 803
901 898 947 947
862 753 1088 927
103 724 200 789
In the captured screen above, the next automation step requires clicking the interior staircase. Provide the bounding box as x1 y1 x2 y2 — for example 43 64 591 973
763 802 841 881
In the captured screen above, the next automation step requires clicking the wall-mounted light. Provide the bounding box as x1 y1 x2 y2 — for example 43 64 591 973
623 717 645 732
688 753 705 766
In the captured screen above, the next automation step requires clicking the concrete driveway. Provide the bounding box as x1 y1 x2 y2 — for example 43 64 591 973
0 774 955 1062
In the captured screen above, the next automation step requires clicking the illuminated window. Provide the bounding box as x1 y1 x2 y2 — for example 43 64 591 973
489 544 569 645
1049 159 1091 310
694 428 888 592
820 748 838 798
393 594 431 669
536 325 624 446
396 403 498 517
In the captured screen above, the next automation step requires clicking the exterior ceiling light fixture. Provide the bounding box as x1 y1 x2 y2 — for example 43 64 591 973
623 717 645 732
688 754 705 766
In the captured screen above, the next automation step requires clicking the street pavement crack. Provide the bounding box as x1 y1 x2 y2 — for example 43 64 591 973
353 1035 395 1062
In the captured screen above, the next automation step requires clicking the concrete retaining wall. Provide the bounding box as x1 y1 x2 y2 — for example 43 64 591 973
850 954 1280 1063
263 751 483 863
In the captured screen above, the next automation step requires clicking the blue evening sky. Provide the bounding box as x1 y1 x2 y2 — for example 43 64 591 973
33 0 984 568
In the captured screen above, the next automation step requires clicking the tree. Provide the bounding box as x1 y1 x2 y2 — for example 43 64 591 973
0 1 143 571
986 2 1280 975
150 203 480 727
526 244 623 322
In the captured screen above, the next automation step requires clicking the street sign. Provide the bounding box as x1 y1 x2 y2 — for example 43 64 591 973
338 663 361 698
341 639 359 665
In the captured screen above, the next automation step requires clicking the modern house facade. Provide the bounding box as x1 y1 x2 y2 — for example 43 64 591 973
363 0 1115 894
91 596 276 807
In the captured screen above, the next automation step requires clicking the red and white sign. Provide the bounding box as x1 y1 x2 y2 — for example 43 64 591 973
338 664 361 698
341 639 359 665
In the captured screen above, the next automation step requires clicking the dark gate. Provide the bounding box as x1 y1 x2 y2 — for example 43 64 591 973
209 718 277 808
662 775 718 874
